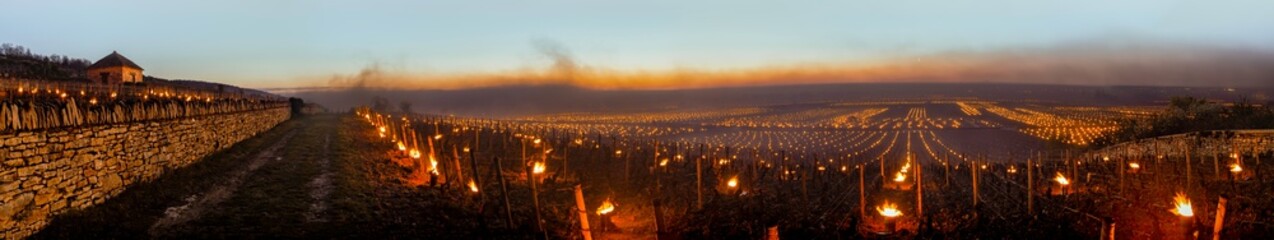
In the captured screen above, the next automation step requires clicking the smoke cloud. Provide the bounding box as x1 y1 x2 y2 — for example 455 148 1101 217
311 40 1274 92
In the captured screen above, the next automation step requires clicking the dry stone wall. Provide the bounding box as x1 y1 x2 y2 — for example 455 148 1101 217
0 102 290 239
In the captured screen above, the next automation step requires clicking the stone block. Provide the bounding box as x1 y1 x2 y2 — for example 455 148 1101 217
0 193 33 221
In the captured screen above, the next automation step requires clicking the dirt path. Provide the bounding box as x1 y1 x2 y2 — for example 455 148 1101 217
147 129 299 237
305 133 334 222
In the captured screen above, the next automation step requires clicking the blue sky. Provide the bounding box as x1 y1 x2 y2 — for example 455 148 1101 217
3 0 1273 88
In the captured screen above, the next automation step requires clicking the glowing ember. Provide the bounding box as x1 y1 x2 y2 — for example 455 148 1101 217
1129 162 1140 169
378 126 386 133
433 134 443 140
1102 156 1110 161
1007 166 1018 174
1230 163 1243 173
659 159 669 167
397 142 407 151
408 149 421 159
727 176 739 188
467 180 480 193
1171 192 1194 217
1054 172 1070 186
532 161 546 174
893 172 907 182
533 138 542 144
597 198 616 215
876 201 902 217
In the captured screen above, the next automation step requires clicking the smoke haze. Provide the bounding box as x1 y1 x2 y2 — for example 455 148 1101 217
311 40 1274 91
282 40 1274 116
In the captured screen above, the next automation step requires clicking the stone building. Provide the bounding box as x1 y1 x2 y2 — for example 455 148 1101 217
86 51 143 84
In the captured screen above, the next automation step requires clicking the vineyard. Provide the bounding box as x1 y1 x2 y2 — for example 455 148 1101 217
352 100 1274 239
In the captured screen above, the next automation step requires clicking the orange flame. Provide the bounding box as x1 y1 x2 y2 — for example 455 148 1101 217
467 180 480 193
532 161 546 174
877 201 902 217
893 172 907 182
1230 163 1243 173
1171 192 1194 217
408 149 421 159
1054 172 1070 186
597 198 616 215
428 155 439 174
726 175 739 188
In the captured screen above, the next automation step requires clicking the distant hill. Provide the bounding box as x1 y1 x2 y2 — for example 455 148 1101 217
0 43 91 80
282 83 1274 117
149 77 280 99
1 43 281 100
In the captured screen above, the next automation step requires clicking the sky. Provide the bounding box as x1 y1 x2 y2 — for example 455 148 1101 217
3 0 1274 89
